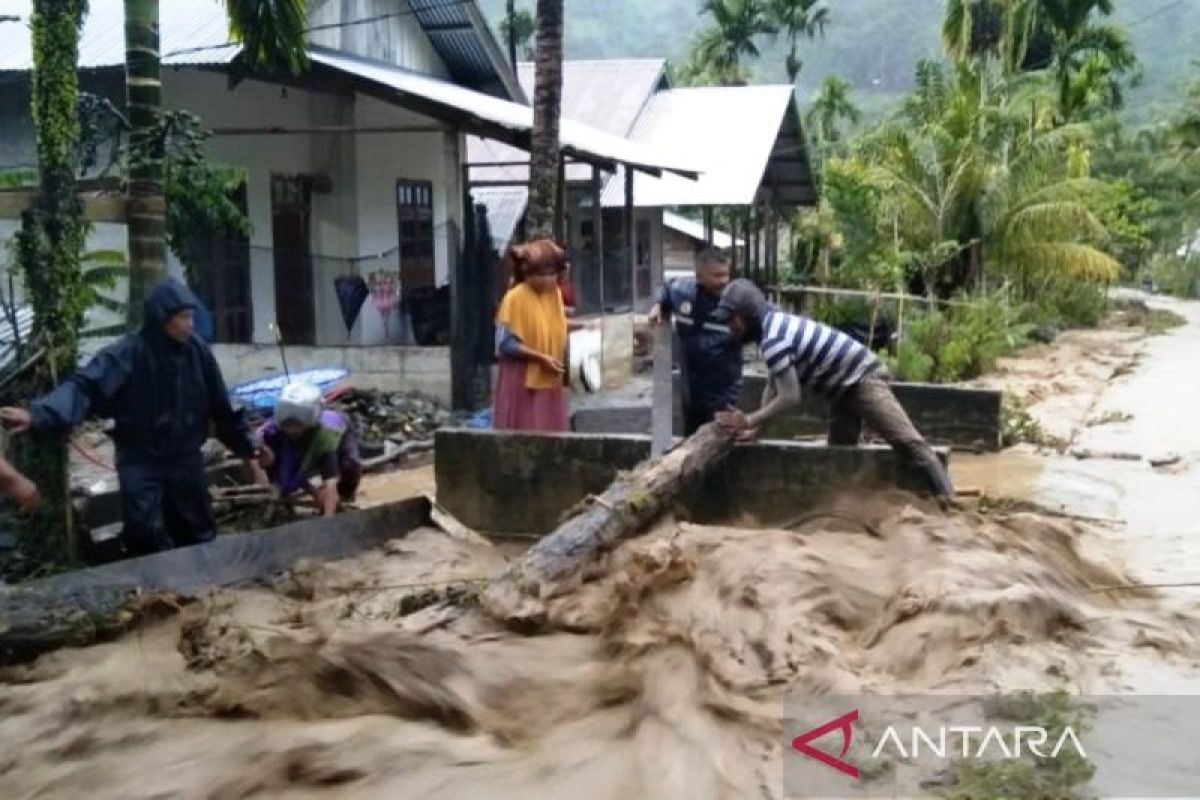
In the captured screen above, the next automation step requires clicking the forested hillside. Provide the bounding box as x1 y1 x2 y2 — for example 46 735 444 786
480 0 1200 117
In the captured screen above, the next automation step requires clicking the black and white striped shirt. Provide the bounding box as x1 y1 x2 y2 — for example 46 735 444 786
761 310 878 397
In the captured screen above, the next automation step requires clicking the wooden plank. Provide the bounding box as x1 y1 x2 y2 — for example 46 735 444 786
0 191 130 223
772 284 977 309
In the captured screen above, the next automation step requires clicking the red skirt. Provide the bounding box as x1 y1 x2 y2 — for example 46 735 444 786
492 357 569 432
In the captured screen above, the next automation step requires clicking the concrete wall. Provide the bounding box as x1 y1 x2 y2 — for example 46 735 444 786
212 343 452 402
435 429 950 536
571 374 1004 451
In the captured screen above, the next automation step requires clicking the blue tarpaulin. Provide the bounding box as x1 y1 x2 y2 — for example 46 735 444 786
229 368 350 413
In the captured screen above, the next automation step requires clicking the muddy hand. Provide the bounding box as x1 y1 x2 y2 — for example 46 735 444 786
715 406 750 434
0 407 32 434
541 355 565 374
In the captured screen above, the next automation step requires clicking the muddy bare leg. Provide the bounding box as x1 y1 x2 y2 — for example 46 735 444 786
839 374 954 497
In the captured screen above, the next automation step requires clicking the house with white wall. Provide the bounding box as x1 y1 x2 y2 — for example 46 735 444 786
0 0 696 407
467 59 818 323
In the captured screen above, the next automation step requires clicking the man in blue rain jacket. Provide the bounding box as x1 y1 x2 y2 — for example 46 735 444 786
0 278 260 557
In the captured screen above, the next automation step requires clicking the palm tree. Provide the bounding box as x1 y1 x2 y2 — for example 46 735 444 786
943 0 1136 121
676 32 752 87
942 0 1034 71
14 0 90 567
849 59 1118 296
123 0 309 327
694 0 775 81
980 145 1121 295
526 0 564 237
1015 0 1135 121
764 0 829 84
805 75 861 147
499 6 536 63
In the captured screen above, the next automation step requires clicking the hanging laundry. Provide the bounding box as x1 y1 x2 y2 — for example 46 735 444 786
334 274 370 333
369 271 401 339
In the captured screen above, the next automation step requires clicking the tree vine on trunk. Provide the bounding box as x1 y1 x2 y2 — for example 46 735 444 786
12 0 91 573
124 0 167 329
527 0 564 238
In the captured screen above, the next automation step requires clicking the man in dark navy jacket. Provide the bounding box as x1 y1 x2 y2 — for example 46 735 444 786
0 278 260 557
648 249 741 434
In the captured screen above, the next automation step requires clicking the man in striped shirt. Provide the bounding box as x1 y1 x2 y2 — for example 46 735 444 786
713 280 954 498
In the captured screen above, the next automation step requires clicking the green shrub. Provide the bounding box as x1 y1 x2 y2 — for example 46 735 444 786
1029 281 1109 329
887 294 1031 383
1147 253 1200 299
935 337 973 383
888 338 935 382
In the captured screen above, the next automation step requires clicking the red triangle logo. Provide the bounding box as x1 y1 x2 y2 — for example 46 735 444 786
791 709 860 779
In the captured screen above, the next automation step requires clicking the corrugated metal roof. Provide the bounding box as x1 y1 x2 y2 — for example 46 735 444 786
601 85 813 208
0 0 238 71
0 307 35 378
662 210 742 248
409 0 523 101
472 186 527 250
466 58 668 185
0 0 521 102
0 306 113 375
311 49 701 178
516 59 667 136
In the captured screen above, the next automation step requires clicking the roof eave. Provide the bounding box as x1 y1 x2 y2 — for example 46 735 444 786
301 55 700 180
459 1 527 103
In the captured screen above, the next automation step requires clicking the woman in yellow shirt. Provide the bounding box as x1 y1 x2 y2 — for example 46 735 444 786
492 239 571 431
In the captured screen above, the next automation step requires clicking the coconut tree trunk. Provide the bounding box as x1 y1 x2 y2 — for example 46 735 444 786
12 0 90 570
124 0 167 327
527 0 564 238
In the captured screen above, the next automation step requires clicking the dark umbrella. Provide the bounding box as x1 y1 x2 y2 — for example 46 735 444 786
334 274 369 333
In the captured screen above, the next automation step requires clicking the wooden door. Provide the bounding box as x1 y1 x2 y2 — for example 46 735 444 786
192 181 252 342
397 179 435 290
271 175 315 345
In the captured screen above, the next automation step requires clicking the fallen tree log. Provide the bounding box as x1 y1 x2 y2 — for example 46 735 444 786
481 422 735 628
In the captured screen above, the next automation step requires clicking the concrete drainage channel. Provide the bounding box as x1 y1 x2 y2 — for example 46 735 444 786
434 428 950 536
0 497 432 664
572 376 1004 452
2 388 990 663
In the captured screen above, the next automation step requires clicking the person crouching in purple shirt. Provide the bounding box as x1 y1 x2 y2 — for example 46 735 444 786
251 382 362 516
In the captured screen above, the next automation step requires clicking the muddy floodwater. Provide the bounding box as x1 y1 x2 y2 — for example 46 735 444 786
3 293 1200 798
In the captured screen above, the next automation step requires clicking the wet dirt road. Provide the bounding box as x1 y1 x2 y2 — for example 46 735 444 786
955 292 1200 692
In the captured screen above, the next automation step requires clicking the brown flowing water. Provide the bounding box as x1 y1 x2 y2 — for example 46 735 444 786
4 294 1200 798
